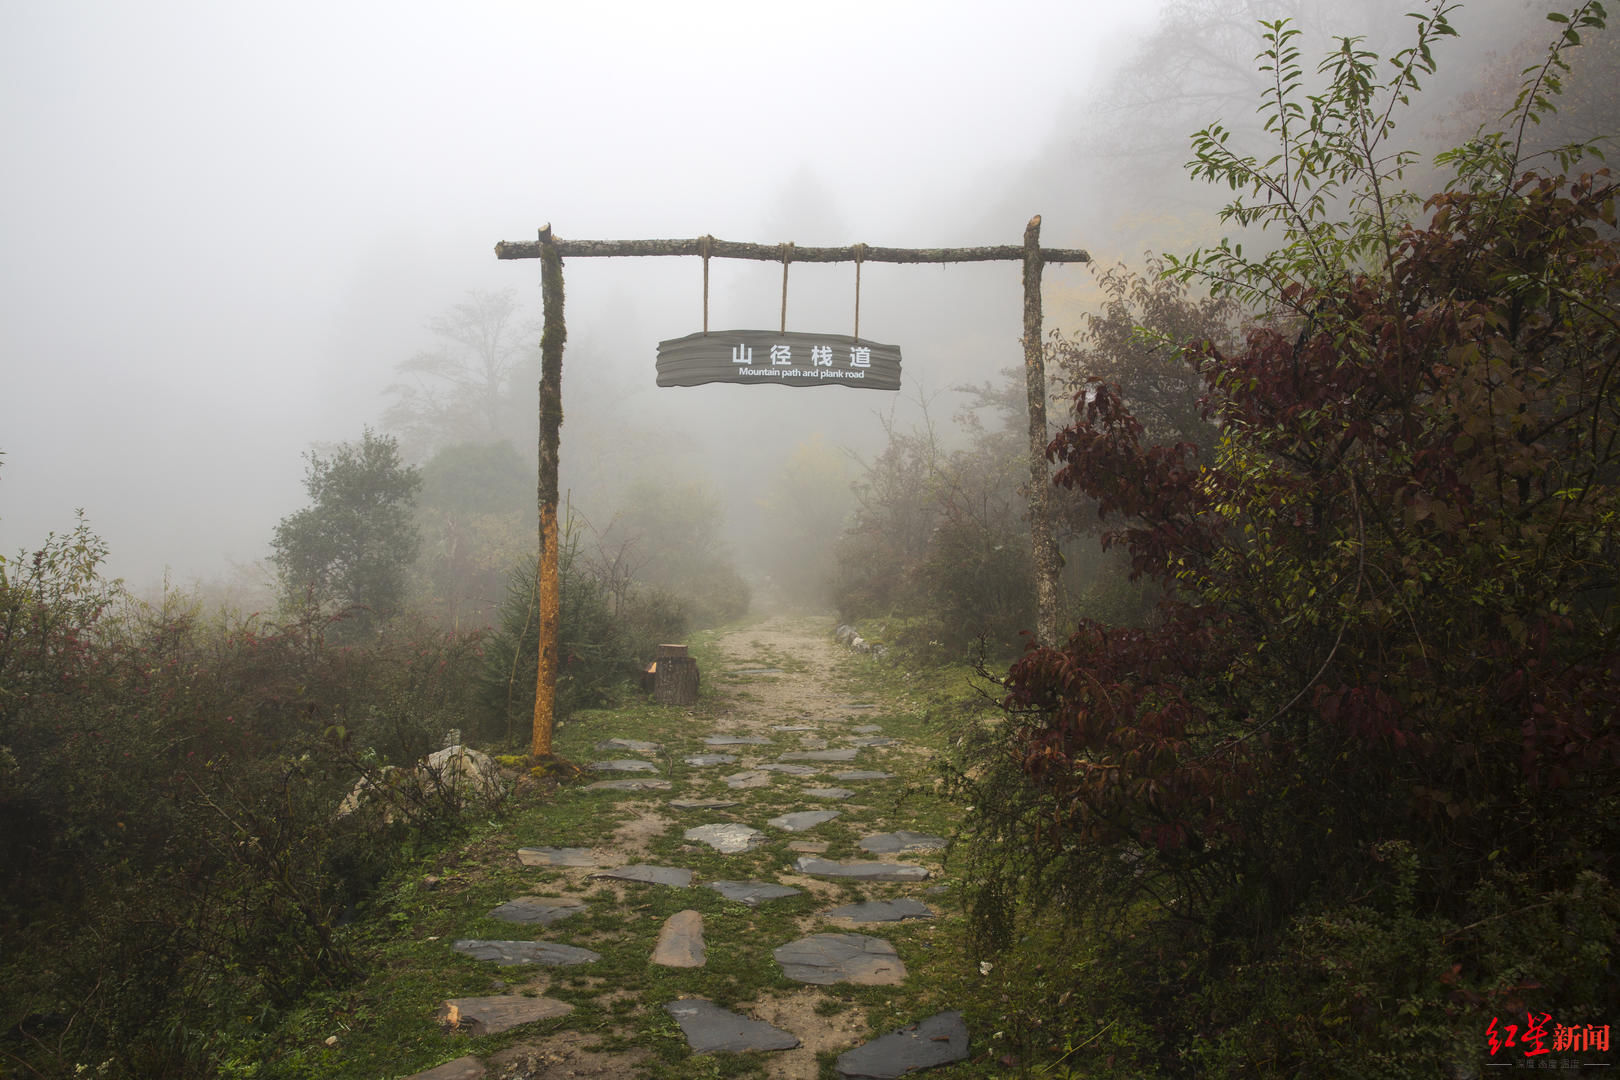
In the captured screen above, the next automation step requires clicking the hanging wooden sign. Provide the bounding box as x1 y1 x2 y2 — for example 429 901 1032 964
656 330 901 390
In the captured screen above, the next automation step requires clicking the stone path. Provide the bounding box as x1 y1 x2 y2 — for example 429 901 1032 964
401 615 970 1080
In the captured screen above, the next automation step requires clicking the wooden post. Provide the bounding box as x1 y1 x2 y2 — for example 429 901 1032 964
653 643 699 705
531 226 566 758
1023 215 1062 647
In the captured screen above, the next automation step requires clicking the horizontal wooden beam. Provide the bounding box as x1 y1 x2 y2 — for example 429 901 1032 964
494 234 1090 265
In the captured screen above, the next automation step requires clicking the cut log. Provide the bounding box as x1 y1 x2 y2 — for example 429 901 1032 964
654 655 699 705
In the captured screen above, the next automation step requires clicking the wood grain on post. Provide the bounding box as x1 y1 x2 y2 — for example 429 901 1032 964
1023 215 1063 648
531 226 566 758
654 656 699 705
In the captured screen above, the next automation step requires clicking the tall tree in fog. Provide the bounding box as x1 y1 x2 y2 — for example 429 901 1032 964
383 290 538 458
271 429 421 637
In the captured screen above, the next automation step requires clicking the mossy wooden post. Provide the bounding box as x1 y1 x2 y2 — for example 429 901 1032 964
1023 215 1062 647
532 225 566 758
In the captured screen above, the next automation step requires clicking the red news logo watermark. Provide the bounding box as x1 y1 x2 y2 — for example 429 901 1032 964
1486 1013 1610 1067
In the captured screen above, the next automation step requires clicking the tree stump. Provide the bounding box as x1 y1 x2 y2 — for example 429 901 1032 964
653 644 699 705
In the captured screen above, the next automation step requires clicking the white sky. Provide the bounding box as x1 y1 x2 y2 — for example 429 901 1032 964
2 0 1177 587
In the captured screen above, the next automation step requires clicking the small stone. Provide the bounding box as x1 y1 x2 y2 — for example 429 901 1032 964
704 735 773 746
650 909 706 967
589 864 693 887
706 880 802 906
517 846 594 868
779 748 859 762
685 823 767 854
438 994 572 1035
768 810 841 832
859 831 947 854
773 724 817 732
684 753 737 766
823 899 935 923
590 759 659 772
794 857 930 882
488 896 586 926
836 1010 969 1078
722 770 772 789
758 762 818 776
670 798 741 810
803 787 856 800
774 933 907 986
584 778 673 791
451 940 601 966
597 738 661 754
833 771 894 781
401 1055 485 1080
663 998 800 1053
788 841 829 853
851 725 884 734
798 737 830 749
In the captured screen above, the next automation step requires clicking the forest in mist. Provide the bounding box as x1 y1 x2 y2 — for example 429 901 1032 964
3 0 1618 1075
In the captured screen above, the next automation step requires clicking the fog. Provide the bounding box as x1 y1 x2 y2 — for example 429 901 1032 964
0 0 1558 596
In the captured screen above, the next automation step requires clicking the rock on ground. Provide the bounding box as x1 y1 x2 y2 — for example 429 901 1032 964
437 994 572 1036
663 998 801 1053
773 933 908 986
836 1010 969 1078
650 910 706 967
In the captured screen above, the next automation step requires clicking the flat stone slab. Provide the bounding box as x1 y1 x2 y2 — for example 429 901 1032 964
798 737 830 749
773 724 817 731
768 810 841 832
650 910 706 967
823 899 935 923
402 1056 485 1080
704 735 773 746
670 797 740 810
438 994 573 1036
488 896 586 925
706 880 802 906
834 771 894 781
803 787 856 800
848 737 895 747
584 778 672 791
836 1010 969 1078
779 748 859 762
589 864 693 887
590 759 659 772
758 762 818 776
728 666 785 675
795 857 930 882
685 823 766 854
722 770 772 789
860 831 947 854
774 933 908 986
597 738 661 754
851 725 884 734
517 846 594 868
451 940 601 967
663 999 800 1053
684 753 737 766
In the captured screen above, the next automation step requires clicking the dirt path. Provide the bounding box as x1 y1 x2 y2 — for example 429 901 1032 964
396 614 974 1080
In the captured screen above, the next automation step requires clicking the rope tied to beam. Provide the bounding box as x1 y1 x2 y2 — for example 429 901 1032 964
700 234 712 335
779 241 793 334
